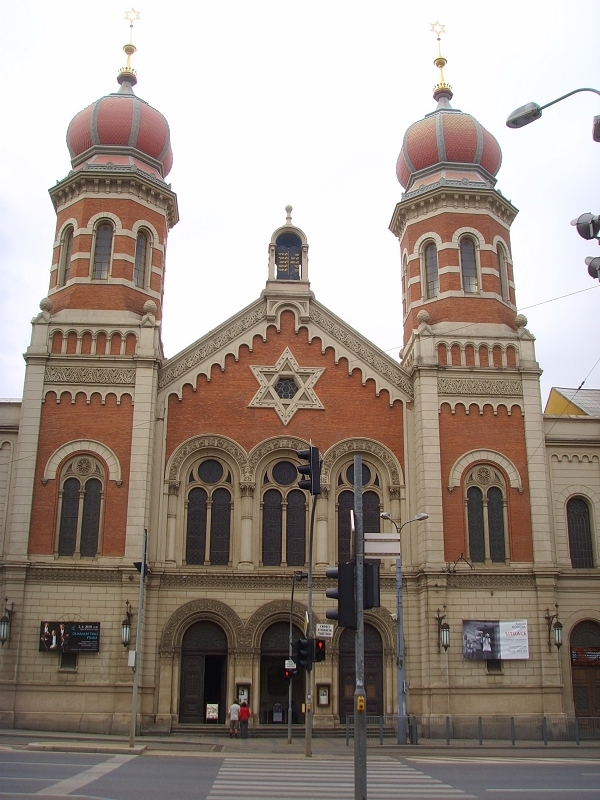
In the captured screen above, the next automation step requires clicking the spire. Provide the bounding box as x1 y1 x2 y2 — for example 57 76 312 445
117 8 140 92
430 21 453 108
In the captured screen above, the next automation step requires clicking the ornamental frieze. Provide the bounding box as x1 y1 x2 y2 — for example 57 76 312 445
438 378 523 396
45 366 136 385
445 573 535 590
28 567 122 584
158 305 267 389
308 306 413 398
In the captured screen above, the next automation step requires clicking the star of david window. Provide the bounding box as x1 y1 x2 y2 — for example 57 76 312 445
249 348 325 426
275 378 298 399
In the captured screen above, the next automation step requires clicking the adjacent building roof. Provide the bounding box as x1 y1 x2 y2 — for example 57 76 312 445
545 387 600 416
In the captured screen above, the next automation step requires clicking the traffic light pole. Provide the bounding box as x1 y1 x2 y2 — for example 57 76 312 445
129 529 147 749
353 455 367 800
305 495 317 758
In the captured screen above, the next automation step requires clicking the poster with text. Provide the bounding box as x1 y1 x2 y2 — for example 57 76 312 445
39 622 100 653
462 620 528 660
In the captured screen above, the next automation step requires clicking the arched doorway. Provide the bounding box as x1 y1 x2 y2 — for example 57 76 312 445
260 621 305 725
570 620 600 716
179 621 227 724
338 623 383 722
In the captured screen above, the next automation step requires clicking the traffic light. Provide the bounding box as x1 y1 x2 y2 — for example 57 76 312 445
296 445 321 495
363 560 381 610
313 639 326 663
294 638 314 671
326 561 356 629
284 666 296 681
571 213 600 281
571 213 600 241
133 560 150 578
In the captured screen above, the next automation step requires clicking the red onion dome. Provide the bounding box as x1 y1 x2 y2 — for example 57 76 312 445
66 69 173 181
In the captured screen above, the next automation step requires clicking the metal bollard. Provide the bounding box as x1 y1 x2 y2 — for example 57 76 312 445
478 716 483 746
379 715 384 745
542 716 548 746
446 716 451 746
510 717 516 746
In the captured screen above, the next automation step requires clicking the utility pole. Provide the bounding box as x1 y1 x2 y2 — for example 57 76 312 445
354 454 367 800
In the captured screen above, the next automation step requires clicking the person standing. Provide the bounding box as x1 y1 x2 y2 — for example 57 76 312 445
238 701 250 739
228 700 240 738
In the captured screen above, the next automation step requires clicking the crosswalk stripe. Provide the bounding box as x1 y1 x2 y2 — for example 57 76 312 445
207 758 477 799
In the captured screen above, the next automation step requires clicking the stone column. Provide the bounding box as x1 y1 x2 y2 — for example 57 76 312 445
166 482 179 562
238 483 255 568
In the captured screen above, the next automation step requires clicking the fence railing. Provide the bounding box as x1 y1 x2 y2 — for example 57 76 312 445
345 715 600 745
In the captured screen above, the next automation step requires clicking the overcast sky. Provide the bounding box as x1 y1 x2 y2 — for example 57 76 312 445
1 0 598 405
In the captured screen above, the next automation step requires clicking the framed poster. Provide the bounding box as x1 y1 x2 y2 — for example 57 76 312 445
39 622 100 653
462 620 528 660
317 684 330 706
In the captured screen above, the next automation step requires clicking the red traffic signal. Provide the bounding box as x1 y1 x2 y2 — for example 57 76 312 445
314 638 326 663
284 667 297 681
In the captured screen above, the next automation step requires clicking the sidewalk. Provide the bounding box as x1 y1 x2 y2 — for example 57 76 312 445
0 726 599 760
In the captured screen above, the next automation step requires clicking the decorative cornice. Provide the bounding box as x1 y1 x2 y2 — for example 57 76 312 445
45 366 136 385
50 170 179 229
309 306 413 398
158 304 267 390
445 573 535 589
438 378 523 396
27 567 122 584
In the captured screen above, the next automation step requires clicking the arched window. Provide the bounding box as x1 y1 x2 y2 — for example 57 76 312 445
567 497 594 568
134 229 150 288
92 223 113 280
336 461 381 563
402 254 409 312
275 233 302 280
460 237 478 293
423 242 438 299
261 460 307 566
465 465 507 563
57 456 104 557
185 458 232 565
497 243 509 301
60 226 74 286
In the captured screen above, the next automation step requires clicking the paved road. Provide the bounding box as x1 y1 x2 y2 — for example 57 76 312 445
0 748 599 799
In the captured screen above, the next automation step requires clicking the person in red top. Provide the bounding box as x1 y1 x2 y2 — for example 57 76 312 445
238 701 250 739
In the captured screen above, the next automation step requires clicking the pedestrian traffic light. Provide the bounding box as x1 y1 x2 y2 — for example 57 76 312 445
294 638 314 671
326 561 356 629
284 666 297 680
313 639 326 663
296 444 321 495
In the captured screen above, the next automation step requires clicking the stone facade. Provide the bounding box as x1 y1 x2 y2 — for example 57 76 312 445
1 44 599 735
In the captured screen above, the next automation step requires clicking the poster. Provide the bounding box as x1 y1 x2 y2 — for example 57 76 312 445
39 622 100 653
462 619 528 660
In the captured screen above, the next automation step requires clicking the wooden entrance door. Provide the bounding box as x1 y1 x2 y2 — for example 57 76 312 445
179 621 227 724
338 624 383 722
570 620 600 717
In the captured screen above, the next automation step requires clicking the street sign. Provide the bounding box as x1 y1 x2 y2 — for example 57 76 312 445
364 533 401 556
285 659 296 669
315 623 334 639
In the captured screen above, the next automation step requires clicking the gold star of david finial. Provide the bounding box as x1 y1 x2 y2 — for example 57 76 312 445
430 21 445 38
125 8 141 24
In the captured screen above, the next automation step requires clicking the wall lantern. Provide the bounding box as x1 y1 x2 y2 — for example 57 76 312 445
121 600 133 648
435 607 450 652
0 598 15 646
545 605 563 650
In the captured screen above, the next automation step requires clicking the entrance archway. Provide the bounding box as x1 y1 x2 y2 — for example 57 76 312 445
179 621 227 724
338 623 383 722
260 621 305 725
570 620 600 716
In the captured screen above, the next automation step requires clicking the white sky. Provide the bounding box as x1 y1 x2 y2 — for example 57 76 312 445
1 0 599 404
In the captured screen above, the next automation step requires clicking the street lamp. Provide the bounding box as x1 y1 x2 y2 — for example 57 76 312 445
506 87 600 142
380 511 428 744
